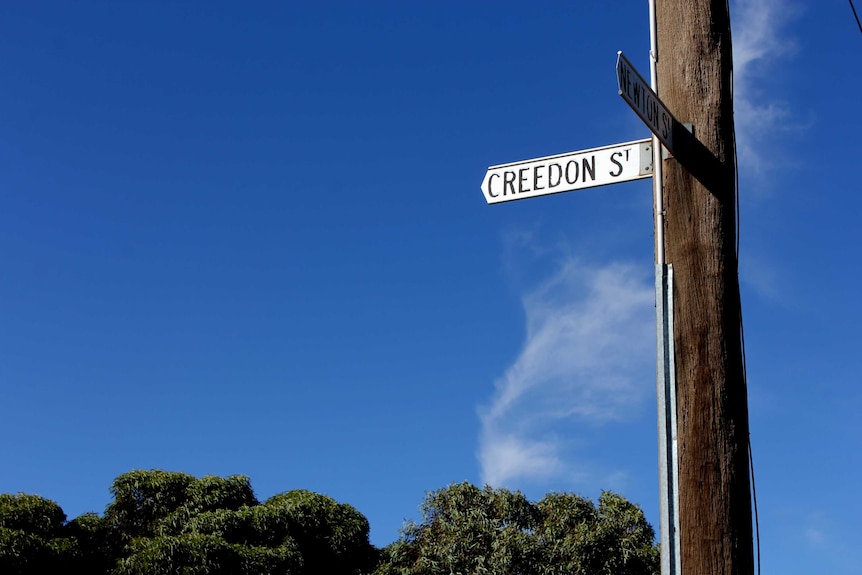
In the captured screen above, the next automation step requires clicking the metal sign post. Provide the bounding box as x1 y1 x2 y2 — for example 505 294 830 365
479 25 685 575
616 33 684 575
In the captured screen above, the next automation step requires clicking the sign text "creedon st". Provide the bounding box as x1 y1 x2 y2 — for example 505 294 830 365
480 139 653 205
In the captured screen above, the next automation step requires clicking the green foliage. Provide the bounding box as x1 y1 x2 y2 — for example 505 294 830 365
591 492 660 575
106 470 197 540
103 471 377 575
156 474 259 536
0 493 66 539
0 494 75 574
65 511 120 574
0 527 53 575
263 490 377 574
0 472 657 575
381 483 539 575
186 475 258 513
535 490 661 575
167 507 258 541
377 483 538 575
114 533 303 575
376 483 659 575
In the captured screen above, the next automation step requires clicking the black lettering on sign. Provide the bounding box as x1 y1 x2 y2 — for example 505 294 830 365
662 112 671 140
565 160 579 184
609 148 632 177
609 152 623 177
488 173 500 197
582 156 595 181
651 99 660 130
518 168 530 194
618 65 631 98
548 163 562 188
503 171 516 195
533 164 545 190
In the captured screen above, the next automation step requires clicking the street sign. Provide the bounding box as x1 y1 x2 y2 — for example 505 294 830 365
480 139 653 204
616 51 680 154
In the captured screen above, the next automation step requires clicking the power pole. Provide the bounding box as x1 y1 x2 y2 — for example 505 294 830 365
655 2 755 575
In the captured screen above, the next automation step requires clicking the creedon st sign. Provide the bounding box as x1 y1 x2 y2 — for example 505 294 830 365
480 139 653 205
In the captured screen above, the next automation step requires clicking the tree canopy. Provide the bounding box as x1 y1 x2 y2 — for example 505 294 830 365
1 471 658 575
2 470 377 575
0 493 70 574
377 483 659 575
106 470 377 575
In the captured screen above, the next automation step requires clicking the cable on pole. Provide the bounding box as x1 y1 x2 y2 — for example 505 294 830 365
851 0 862 36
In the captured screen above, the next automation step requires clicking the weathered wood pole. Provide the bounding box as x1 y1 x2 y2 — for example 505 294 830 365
656 1 755 574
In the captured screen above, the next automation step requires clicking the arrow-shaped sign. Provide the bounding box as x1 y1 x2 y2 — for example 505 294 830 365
616 51 681 155
617 50 725 188
480 139 653 205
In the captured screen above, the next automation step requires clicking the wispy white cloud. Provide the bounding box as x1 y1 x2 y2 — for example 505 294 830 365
478 258 654 487
804 526 827 547
732 0 801 175
738 249 787 305
769 507 860 574
730 1 803 306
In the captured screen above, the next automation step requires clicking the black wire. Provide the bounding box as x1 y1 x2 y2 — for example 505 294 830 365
728 2 760 574
735 99 762 575
851 0 862 35
733 59 761 575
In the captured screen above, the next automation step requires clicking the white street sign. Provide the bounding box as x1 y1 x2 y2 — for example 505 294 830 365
616 51 679 154
480 139 653 204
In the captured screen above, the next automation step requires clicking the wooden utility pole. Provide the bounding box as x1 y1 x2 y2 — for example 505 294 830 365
655 1 755 575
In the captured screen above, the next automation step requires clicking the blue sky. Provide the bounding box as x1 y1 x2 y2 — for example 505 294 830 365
1 1 859 573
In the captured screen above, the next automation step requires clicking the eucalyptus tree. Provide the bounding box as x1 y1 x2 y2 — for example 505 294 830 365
376 483 659 575
1 470 379 575
109 470 377 575
0 493 72 574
